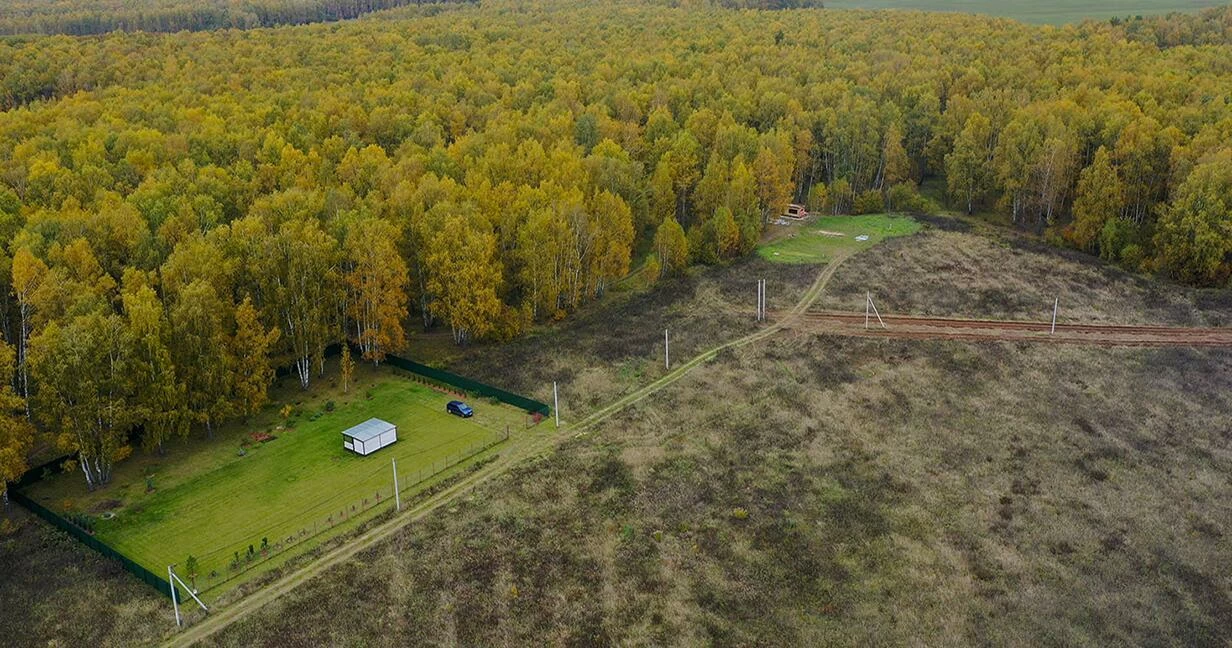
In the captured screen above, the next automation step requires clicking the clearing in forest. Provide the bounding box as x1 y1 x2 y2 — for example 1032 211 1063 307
758 213 920 264
20 364 527 598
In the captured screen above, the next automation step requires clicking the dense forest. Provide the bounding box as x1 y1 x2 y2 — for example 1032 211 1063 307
1 0 1232 492
0 0 474 36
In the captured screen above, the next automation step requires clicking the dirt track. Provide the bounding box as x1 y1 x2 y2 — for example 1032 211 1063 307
783 311 1232 348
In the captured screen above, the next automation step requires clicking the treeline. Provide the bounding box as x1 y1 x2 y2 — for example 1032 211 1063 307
1110 6 1232 48
0 0 471 36
689 0 824 8
2 2 1232 492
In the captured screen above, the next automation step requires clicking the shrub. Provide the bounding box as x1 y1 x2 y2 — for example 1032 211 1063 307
853 189 885 215
325 400 335 412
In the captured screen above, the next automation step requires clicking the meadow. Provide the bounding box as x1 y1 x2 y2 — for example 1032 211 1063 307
821 0 1230 24
20 363 526 597
757 213 921 265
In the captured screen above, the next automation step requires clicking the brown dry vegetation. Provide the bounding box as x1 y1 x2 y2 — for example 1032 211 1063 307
0 507 167 646
193 226 1231 646
827 219 1232 326
195 333 1232 646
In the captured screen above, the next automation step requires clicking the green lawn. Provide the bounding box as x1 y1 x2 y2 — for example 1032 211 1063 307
820 0 1227 24
757 213 921 264
23 366 527 594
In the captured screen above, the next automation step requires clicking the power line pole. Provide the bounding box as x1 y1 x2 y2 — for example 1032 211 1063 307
553 381 559 428
169 566 180 627
866 293 887 330
664 329 670 370
760 279 767 321
392 458 400 512
1051 297 1058 335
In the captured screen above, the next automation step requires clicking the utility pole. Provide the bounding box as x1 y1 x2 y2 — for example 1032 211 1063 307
1051 297 1058 335
665 329 670 370
167 565 208 628
392 458 401 512
759 279 767 321
553 381 559 428
169 566 181 627
866 293 887 330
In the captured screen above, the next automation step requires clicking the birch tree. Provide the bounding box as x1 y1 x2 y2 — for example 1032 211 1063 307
344 217 408 363
28 313 133 490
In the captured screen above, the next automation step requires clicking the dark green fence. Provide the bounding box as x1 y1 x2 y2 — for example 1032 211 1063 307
9 488 182 601
276 345 550 418
7 348 544 602
385 354 550 417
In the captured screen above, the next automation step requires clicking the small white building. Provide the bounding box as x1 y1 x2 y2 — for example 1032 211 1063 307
341 418 398 456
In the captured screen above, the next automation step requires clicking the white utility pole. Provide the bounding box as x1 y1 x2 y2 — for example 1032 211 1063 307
553 381 559 427
1051 297 1058 335
665 329 670 370
167 565 208 627
392 458 401 512
169 566 181 627
866 293 887 330
759 280 764 321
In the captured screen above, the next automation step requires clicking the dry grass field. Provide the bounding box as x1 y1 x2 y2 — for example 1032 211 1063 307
4 221 1230 646
191 225 1231 646
826 220 1232 326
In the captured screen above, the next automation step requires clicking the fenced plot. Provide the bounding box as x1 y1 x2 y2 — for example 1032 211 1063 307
21 371 527 597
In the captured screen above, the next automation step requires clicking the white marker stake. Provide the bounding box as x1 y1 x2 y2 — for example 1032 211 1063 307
392 458 401 512
866 292 871 330
1051 297 1058 335
553 381 559 428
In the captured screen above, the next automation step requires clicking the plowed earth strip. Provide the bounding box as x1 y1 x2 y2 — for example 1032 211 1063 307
780 311 1232 348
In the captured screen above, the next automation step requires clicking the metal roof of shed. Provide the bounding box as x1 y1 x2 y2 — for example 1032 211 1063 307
341 418 396 442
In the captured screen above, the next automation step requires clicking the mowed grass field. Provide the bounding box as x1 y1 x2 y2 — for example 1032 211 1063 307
757 213 920 264
22 365 527 593
821 0 1229 24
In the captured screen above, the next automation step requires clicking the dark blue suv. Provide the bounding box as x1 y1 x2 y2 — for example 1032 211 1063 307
446 400 473 417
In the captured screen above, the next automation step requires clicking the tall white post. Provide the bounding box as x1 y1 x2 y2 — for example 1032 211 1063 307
865 292 871 330
868 294 887 329
169 565 182 627
1051 297 1058 335
392 458 401 512
665 329 670 370
553 381 559 428
761 279 766 321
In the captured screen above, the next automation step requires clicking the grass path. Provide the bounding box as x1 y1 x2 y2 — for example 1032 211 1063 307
165 253 851 647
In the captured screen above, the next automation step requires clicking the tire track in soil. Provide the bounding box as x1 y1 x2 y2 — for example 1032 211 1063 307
785 311 1232 347
165 254 853 648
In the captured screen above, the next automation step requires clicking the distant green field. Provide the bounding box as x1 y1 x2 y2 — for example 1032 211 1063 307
821 0 1228 24
24 369 525 596
758 213 920 264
